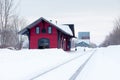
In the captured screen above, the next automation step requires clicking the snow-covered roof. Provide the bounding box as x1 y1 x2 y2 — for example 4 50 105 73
58 24 73 36
46 19 73 36
52 23 73 36
19 17 73 36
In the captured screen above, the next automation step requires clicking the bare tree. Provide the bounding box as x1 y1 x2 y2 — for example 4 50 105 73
0 0 27 49
100 17 120 47
11 16 27 49
0 0 14 47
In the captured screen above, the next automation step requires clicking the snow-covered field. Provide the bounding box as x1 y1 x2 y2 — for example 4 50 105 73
0 46 120 80
76 45 120 80
0 47 92 80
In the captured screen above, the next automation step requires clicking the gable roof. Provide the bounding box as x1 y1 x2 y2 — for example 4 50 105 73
77 41 90 47
19 17 73 36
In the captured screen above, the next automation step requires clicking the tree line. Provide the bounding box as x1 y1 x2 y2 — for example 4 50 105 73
100 17 120 47
0 0 26 49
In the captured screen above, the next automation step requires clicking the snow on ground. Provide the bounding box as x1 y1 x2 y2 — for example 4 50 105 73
0 47 92 80
76 45 120 80
33 49 95 80
0 45 120 80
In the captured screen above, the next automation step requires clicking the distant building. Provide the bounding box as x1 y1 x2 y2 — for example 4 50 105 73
77 32 90 47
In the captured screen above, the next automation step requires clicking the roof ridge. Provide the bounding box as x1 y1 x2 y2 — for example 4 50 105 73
19 17 73 36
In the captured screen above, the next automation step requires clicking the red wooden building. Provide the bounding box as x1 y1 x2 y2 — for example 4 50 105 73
19 17 75 51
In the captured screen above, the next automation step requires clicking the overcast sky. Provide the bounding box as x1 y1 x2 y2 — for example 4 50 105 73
16 0 120 45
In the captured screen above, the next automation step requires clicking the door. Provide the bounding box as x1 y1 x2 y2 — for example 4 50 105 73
38 38 50 49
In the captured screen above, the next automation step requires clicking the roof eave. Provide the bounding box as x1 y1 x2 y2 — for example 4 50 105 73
18 28 28 35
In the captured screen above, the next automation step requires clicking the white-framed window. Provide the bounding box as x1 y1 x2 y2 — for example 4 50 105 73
48 26 52 34
36 27 40 34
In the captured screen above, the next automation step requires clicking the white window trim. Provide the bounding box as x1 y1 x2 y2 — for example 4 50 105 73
48 26 52 34
36 27 40 34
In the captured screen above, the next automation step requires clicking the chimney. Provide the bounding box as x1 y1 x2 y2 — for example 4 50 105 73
50 20 52 22
55 20 57 24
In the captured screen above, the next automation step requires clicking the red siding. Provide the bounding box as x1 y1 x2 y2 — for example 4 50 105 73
60 34 71 51
29 21 58 49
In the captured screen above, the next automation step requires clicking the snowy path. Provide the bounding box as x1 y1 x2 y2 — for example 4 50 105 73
69 50 96 80
32 49 96 80
75 46 120 80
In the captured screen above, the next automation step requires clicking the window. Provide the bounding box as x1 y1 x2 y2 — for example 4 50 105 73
48 26 52 34
36 27 40 34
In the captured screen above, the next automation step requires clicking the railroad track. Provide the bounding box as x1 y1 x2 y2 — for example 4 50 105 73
69 49 96 80
30 49 96 80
